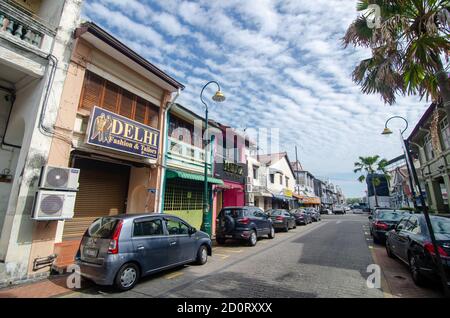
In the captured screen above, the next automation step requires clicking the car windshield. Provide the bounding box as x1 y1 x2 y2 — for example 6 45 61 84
431 217 450 234
86 217 120 239
221 208 245 218
377 211 406 221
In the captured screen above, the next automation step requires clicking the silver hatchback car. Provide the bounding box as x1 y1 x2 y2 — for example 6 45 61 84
75 213 212 291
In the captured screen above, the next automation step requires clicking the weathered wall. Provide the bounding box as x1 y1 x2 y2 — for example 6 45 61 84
0 0 83 281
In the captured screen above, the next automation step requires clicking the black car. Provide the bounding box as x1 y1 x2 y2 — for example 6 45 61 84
216 206 275 246
289 208 312 225
386 214 450 287
267 209 296 232
368 210 409 244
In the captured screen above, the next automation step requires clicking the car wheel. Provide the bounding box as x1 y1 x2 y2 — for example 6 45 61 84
409 254 427 287
268 226 275 239
216 238 226 245
114 263 140 291
284 223 289 232
248 230 257 246
293 222 297 229
385 241 395 259
195 245 208 265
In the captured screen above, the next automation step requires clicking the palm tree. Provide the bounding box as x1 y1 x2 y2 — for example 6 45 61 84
343 1 450 118
354 156 390 207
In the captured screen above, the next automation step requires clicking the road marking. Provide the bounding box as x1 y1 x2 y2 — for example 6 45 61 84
365 232 370 235
164 272 184 280
213 253 230 259
336 221 342 224
221 249 243 253
368 245 374 249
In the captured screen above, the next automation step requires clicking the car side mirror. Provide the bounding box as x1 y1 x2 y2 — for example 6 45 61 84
368 216 373 220
189 227 197 235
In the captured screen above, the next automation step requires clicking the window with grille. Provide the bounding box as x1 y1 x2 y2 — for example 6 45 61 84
79 71 160 128
440 117 450 150
164 180 204 211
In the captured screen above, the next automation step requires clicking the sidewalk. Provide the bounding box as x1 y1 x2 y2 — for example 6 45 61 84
371 243 443 298
0 274 81 298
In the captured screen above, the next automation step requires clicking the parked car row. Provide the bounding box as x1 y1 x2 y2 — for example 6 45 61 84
368 209 450 289
215 206 322 246
76 206 325 292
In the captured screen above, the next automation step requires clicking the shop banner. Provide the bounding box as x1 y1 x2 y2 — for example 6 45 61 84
86 106 159 159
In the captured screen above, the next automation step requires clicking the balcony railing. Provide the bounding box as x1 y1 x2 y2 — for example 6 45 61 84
0 0 56 51
167 137 212 174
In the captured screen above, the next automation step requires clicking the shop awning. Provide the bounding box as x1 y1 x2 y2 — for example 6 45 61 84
166 169 224 185
293 194 321 204
272 194 295 201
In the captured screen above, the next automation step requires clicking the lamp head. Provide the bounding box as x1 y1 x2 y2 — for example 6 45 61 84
212 90 226 102
381 127 393 135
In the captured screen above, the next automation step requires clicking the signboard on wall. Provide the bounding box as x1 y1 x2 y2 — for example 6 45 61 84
214 160 247 184
86 106 160 159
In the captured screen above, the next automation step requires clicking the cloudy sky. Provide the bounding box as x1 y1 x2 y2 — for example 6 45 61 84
82 0 431 197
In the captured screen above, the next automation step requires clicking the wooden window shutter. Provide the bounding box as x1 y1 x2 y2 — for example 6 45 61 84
134 97 147 124
146 102 159 129
119 90 134 119
80 72 104 110
102 81 120 112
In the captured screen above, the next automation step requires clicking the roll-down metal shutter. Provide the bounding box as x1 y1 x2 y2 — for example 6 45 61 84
62 158 130 241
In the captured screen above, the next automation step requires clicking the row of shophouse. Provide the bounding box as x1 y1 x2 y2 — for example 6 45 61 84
386 103 450 214
0 0 345 285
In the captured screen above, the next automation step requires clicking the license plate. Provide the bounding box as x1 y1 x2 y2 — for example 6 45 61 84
84 248 98 258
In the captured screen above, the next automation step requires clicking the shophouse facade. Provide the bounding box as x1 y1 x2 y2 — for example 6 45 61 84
160 104 223 237
212 122 247 214
245 141 272 210
291 161 321 209
258 153 296 210
407 103 450 213
1 19 185 282
0 0 83 284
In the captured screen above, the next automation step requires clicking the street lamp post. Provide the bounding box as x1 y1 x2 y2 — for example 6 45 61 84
382 116 449 297
382 116 418 210
200 81 225 236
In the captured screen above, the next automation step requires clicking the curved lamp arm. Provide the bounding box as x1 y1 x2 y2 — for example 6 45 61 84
385 116 409 135
200 81 221 111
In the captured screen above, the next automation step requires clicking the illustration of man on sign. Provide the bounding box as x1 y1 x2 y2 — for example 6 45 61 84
91 113 113 143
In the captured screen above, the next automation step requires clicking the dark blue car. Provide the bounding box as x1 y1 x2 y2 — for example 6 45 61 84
76 213 211 291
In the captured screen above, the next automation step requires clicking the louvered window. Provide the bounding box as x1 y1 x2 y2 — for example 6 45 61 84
79 71 160 128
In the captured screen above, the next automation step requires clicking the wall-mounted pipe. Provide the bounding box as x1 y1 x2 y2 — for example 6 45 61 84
0 86 20 149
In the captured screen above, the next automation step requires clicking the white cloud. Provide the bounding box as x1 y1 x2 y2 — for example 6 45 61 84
82 0 431 197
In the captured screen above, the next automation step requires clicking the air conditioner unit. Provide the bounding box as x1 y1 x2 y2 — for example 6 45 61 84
32 190 76 220
39 166 80 191
246 184 252 193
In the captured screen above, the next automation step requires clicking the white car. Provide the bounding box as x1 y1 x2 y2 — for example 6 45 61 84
333 205 346 214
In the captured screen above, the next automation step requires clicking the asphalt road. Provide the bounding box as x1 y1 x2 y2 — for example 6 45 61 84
61 214 385 298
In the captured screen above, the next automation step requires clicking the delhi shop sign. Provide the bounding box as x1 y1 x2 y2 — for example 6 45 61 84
86 106 159 159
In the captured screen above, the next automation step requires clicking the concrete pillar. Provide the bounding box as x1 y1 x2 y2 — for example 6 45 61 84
426 179 438 212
